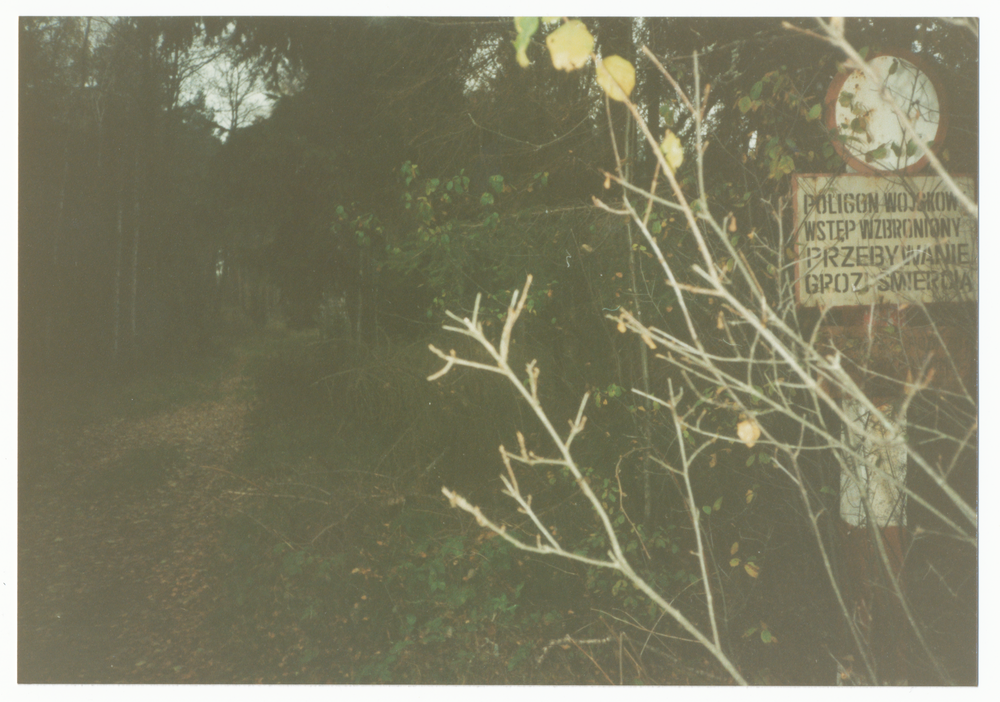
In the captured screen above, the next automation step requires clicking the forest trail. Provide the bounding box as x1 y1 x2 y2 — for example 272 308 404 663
18 360 254 683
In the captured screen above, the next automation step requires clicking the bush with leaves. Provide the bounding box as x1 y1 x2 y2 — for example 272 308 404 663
432 17 976 686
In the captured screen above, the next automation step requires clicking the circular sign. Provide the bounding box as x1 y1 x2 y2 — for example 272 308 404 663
824 50 948 175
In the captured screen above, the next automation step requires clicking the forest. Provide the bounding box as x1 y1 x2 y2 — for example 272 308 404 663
18 17 978 685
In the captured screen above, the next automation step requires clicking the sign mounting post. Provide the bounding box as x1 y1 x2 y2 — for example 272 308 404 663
794 47 976 685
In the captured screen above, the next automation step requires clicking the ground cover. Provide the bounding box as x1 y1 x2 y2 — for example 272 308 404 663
18 330 772 684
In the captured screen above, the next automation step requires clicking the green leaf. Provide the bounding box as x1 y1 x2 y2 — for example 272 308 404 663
807 103 822 121
750 80 763 100
738 95 753 114
513 17 539 68
702 505 712 516
866 144 888 162
660 102 675 126
713 496 724 512
839 92 854 107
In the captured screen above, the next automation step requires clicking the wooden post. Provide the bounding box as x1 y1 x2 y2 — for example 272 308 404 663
838 393 908 684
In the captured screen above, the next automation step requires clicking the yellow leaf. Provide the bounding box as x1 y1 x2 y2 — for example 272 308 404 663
746 488 755 504
546 20 594 72
729 557 741 567
516 45 531 68
730 542 739 555
660 130 684 173
596 55 636 102
737 418 761 448
744 562 760 578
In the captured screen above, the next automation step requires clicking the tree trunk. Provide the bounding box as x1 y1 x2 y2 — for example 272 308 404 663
125 17 157 366
640 19 663 184
112 183 124 362
45 19 93 371
129 146 141 358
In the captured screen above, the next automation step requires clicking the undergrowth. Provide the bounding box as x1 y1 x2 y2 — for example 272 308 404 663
209 328 738 683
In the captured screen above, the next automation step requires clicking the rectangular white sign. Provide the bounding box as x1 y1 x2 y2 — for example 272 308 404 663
793 174 977 307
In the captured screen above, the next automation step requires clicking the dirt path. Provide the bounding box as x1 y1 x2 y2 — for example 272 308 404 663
18 368 252 683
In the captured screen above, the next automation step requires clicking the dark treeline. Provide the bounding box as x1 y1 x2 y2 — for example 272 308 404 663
20 16 977 379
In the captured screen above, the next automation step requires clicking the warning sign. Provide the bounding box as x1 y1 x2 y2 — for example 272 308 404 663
793 175 977 307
